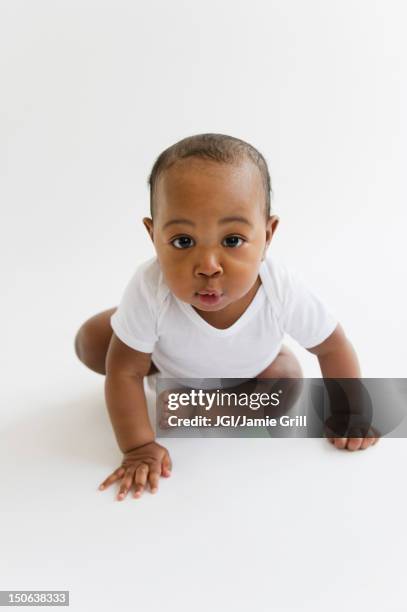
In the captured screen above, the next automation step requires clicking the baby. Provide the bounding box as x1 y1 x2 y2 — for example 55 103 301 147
74 133 379 501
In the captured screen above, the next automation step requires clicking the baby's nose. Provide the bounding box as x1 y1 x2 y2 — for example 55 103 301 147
195 251 223 277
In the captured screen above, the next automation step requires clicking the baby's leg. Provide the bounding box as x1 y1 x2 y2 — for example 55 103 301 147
253 345 303 419
159 346 303 428
256 345 303 379
74 307 159 376
182 345 303 422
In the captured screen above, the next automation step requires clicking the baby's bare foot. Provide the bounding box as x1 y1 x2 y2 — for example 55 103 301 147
157 387 196 429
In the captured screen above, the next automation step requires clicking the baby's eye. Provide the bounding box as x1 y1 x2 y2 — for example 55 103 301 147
223 235 245 248
171 236 194 249
170 235 246 249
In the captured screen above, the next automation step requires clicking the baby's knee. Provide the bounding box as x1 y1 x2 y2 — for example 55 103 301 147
74 319 104 373
257 347 303 379
74 322 90 363
280 350 303 379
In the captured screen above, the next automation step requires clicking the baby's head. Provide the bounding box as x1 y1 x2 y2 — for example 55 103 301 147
143 133 279 312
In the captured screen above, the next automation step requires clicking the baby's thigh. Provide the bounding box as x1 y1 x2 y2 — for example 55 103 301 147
75 307 159 375
255 347 304 416
256 345 303 379
75 306 117 363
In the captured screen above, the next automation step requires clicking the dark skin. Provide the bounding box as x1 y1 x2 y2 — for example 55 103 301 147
93 157 378 501
144 157 278 329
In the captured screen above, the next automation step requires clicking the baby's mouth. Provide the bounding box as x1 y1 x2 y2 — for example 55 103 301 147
195 291 224 305
196 289 223 297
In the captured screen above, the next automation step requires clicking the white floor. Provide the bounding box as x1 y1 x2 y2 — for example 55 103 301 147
1 351 406 611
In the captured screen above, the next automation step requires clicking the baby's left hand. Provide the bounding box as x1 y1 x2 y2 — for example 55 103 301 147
326 427 380 451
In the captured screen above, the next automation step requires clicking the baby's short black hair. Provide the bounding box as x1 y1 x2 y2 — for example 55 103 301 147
147 133 272 221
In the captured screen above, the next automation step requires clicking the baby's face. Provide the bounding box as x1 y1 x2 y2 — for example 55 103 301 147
143 157 278 312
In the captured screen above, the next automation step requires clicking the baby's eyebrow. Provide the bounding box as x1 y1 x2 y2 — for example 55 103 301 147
162 216 253 230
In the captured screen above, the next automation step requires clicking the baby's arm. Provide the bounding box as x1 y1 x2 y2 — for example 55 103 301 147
99 334 172 500
104 334 155 449
307 323 379 450
307 323 361 378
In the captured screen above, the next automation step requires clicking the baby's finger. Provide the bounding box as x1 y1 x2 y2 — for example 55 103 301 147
117 468 136 501
98 467 126 491
346 436 363 451
360 436 373 450
334 437 347 450
361 429 380 449
148 466 161 494
133 462 150 499
161 453 172 477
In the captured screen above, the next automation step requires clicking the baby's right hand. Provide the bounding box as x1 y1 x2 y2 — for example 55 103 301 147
98 441 172 501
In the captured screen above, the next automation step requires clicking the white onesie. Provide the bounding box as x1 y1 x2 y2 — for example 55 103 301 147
110 254 337 390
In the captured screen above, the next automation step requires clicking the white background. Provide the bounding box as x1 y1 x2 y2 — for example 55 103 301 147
1 1 406 610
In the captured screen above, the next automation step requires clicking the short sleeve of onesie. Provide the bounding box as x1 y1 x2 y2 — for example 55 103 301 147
279 268 338 349
110 262 158 353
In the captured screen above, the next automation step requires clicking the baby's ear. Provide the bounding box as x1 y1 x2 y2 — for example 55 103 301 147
142 217 154 242
264 215 279 253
